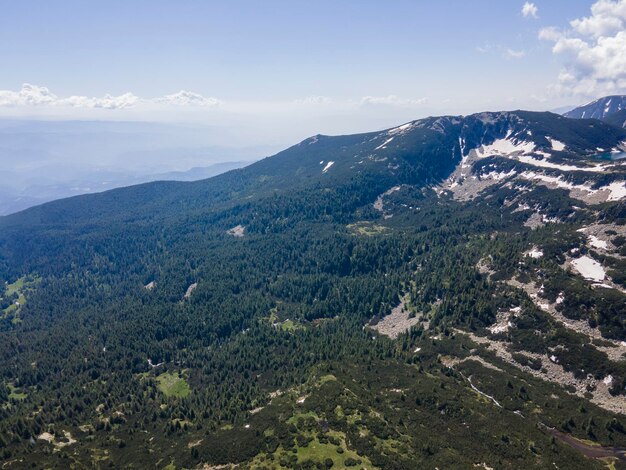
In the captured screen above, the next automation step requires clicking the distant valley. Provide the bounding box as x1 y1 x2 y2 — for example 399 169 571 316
0 160 253 215
0 119 271 215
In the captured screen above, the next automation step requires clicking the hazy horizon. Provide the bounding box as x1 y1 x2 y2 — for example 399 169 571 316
2 0 623 148
2 0 626 214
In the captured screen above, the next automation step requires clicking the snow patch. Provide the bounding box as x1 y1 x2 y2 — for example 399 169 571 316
547 137 566 152
477 137 536 157
520 171 579 191
571 256 606 282
387 122 415 135
605 181 626 201
481 170 517 181
375 137 395 150
588 235 608 250
489 321 513 334
527 247 543 259
519 173 625 203
515 155 610 173
322 161 334 173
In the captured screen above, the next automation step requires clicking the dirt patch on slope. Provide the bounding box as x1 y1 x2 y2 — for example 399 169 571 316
370 296 421 339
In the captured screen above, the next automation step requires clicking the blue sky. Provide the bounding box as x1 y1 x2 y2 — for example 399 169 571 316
0 0 623 146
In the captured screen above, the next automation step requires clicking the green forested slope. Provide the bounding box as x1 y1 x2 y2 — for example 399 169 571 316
0 111 625 469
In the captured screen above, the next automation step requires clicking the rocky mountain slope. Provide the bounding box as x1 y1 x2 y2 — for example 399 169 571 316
565 95 626 120
603 109 626 129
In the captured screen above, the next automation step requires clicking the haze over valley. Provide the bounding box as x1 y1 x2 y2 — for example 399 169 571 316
0 119 269 214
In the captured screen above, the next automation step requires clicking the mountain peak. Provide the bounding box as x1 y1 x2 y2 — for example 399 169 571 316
564 95 626 120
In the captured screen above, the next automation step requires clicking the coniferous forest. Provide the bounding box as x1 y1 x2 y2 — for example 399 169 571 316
1 110 626 468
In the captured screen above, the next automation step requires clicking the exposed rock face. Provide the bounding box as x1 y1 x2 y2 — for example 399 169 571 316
184 283 198 299
227 225 245 237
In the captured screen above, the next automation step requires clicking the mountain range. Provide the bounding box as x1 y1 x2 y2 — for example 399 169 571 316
0 101 625 469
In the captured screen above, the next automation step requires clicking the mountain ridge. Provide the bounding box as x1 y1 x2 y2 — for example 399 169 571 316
565 95 626 120
2 109 624 228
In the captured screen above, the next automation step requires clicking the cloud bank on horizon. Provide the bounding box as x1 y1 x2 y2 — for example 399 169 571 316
0 84 221 109
0 83 430 115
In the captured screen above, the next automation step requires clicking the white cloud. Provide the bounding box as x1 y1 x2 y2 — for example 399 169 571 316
58 93 139 109
0 84 220 109
293 95 332 105
540 0 626 96
475 45 492 54
570 0 626 37
504 48 526 59
360 95 427 107
522 2 539 18
538 26 560 42
529 94 548 103
476 44 526 60
153 90 221 107
0 83 58 107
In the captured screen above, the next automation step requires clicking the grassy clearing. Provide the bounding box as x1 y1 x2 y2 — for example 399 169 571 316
250 429 377 469
373 435 407 455
279 319 300 331
256 393 377 469
299 431 375 467
347 222 388 236
268 307 279 323
156 372 190 398
287 411 318 425
2 276 38 322
316 374 337 385
5 278 25 297
267 307 303 332
7 383 27 400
